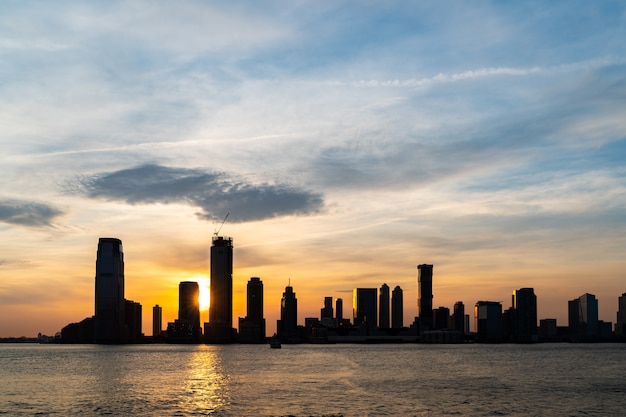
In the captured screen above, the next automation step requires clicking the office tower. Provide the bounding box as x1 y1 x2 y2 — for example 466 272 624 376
179 281 201 333
153 305 162 338
391 286 403 328
206 236 234 343
474 301 503 342
353 288 377 327
433 306 450 330
279 285 298 339
94 238 125 344
418 264 433 331
511 288 538 342
617 293 626 336
124 299 142 343
453 301 465 333
321 296 334 319
568 293 599 339
379 284 390 329
336 298 343 322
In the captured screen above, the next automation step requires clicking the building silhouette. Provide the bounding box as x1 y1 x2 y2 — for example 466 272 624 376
153 304 162 338
321 296 334 319
238 277 266 343
433 306 450 330
453 301 465 334
475 301 503 342
278 284 298 341
511 288 538 342
617 293 626 337
205 236 235 343
94 238 125 343
391 286 403 328
353 288 377 327
166 281 202 343
568 293 599 340
379 284 390 329
418 264 434 332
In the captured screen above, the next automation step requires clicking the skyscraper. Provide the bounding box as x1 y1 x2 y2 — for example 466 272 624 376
379 283 390 329
391 286 403 329
206 236 234 343
153 304 162 338
321 296 334 319
418 264 433 331
512 288 538 342
568 293 599 339
474 301 503 342
94 237 125 344
279 284 298 340
178 281 200 330
453 301 465 334
616 293 626 337
353 288 377 327
238 277 265 342
336 298 343 322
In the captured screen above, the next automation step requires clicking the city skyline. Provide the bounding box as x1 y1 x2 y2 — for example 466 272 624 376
1 2 626 338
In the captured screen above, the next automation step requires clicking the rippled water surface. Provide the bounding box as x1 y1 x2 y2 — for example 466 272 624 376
1 343 625 416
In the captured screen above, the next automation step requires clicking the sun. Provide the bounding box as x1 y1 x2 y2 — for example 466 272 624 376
194 276 210 310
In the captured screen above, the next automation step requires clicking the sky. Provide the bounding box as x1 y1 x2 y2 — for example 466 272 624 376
1 1 625 338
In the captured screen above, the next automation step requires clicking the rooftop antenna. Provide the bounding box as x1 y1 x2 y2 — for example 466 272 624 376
214 212 229 237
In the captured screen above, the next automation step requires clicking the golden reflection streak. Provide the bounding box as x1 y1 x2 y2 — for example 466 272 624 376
180 346 230 414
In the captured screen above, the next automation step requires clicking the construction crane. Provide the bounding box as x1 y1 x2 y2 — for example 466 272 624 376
214 212 229 237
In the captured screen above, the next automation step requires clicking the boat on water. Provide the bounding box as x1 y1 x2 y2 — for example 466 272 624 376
269 336 281 349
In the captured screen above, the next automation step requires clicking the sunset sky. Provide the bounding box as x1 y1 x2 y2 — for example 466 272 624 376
1 1 625 338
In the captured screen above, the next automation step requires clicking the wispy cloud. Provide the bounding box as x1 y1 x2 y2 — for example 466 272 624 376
72 164 324 222
0 199 63 227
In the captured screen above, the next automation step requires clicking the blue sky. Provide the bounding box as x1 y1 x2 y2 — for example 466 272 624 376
1 1 625 336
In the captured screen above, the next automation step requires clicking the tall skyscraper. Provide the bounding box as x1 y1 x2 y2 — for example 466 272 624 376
616 293 626 336
94 237 125 344
336 298 343 322
279 285 298 340
433 306 450 330
568 293 599 339
474 301 503 342
239 277 265 342
379 284 390 329
418 264 434 331
391 286 403 328
512 288 538 342
453 301 465 334
353 288 377 327
153 304 162 338
321 296 334 319
206 236 234 343
179 281 200 328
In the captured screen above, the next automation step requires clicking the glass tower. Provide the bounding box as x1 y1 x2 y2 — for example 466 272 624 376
94 238 125 343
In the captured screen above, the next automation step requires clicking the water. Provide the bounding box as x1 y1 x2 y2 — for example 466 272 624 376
1 343 625 416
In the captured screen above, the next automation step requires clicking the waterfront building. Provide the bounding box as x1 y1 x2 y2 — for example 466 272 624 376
153 305 162 338
94 237 125 344
124 299 142 343
568 293 599 339
511 288 538 342
418 264 434 331
205 236 235 343
238 277 266 342
453 301 465 333
165 281 202 343
353 288 377 327
474 301 503 342
433 306 450 330
336 298 343 322
321 296 334 319
391 286 403 328
616 293 626 336
279 284 298 339
379 284 390 329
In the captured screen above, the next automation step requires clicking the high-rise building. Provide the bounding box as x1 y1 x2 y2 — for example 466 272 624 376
239 277 265 343
94 238 125 344
336 298 343 322
568 293 599 339
391 286 403 328
433 306 450 330
279 285 298 340
474 301 503 342
153 305 162 338
453 301 465 334
379 284 390 329
418 264 433 331
124 299 142 343
511 288 538 342
353 288 377 327
617 293 626 336
179 281 200 328
206 236 234 343
321 296 334 319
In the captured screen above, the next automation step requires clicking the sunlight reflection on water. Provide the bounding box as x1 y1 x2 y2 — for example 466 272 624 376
180 346 231 415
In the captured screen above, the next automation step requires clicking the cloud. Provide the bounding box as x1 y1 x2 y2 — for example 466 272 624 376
74 164 324 222
0 199 63 227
